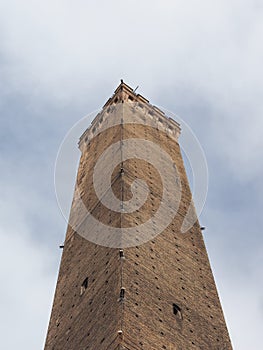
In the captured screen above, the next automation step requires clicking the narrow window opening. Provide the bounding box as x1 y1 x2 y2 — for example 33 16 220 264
80 277 89 295
119 287 125 301
173 303 182 319
119 250 124 258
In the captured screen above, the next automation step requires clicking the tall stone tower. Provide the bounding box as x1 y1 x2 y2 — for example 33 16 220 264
44 82 232 349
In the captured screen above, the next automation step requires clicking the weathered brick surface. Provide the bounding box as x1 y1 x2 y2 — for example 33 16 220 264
44 82 232 349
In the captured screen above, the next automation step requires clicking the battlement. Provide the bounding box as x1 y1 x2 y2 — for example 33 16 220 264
79 81 181 152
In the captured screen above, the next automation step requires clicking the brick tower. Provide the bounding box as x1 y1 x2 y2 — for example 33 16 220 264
44 82 232 349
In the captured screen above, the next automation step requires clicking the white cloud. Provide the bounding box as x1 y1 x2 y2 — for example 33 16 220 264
0 158 62 349
217 277 263 350
0 221 57 350
0 1 262 99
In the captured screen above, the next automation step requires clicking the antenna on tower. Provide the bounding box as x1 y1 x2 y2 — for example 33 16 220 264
133 85 139 93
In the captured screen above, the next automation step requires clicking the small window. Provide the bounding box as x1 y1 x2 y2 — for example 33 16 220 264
119 288 125 301
173 303 182 319
80 277 89 295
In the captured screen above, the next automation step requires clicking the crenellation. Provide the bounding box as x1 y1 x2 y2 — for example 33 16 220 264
79 81 181 153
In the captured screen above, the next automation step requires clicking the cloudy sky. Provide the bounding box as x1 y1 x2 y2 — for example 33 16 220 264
0 0 262 349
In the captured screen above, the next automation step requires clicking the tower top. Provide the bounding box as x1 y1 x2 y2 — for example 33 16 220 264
103 79 150 108
79 80 181 151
